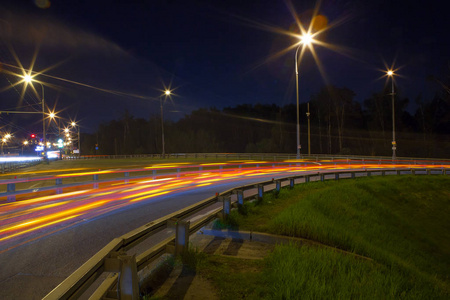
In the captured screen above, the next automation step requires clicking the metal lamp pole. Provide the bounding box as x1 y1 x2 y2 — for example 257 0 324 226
390 75 396 160
160 95 165 158
295 44 302 159
307 102 311 155
39 83 46 154
160 90 171 158
23 76 46 157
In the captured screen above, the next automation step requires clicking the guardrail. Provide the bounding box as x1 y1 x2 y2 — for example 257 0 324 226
63 152 450 163
0 160 298 197
2 155 449 197
0 157 42 174
43 167 450 299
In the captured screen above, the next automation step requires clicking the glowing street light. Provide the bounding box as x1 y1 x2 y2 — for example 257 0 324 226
23 75 47 154
22 140 29 155
294 32 317 158
386 69 397 160
160 89 171 158
1 138 6 155
69 121 81 156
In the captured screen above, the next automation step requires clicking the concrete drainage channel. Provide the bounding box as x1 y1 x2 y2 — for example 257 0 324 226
42 168 449 299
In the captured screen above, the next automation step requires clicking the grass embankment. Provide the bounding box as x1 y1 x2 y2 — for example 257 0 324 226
182 176 450 299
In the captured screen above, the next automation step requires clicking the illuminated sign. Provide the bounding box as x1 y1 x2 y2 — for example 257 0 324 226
35 146 44 152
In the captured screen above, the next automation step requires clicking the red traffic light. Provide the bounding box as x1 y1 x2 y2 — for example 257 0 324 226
30 134 36 138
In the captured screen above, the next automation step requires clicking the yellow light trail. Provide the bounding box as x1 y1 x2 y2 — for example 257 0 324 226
0 190 89 208
129 191 171 203
0 215 80 242
0 201 70 222
0 200 107 234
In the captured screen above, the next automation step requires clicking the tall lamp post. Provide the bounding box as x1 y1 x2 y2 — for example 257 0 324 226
1 138 6 155
307 102 311 155
23 75 46 155
387 70 396 160
160 90 171 158
70 122 81 156
294 33 314 158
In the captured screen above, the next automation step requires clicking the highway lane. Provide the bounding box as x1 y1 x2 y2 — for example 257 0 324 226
0 161 446 299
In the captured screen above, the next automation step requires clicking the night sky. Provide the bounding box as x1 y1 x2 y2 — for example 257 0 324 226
0 0 448 135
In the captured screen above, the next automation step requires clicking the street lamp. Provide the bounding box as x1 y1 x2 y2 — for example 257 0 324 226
1 134 11 155
386 70 396 160
1 138 6 155
295 32 315 158
22 140 28 155
23 75 46 155
160 90 171 158
69 122 81 156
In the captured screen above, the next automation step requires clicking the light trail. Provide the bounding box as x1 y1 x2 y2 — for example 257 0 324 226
0 160 447 249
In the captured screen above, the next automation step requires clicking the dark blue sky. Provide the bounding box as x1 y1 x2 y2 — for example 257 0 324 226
0 0 448 134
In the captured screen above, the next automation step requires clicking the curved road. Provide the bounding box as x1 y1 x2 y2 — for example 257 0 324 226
0 160 444 299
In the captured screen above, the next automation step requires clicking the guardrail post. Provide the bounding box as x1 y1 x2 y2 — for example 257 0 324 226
177 168 181 178
152 170 157 179
289 178 295 188
175 220 190 255
335 173 339 180
236 189 244 205
275 180 281 192
7 183 15 193
221 195 232 216
257 184 264 200
105 252 139 300
118 254 139 299
93 174 99 189
367 171 371 176
199 166 203 171
411 169 416 175
382 170 385 176
305 175 310 183
396 170 401 176
427 169 431 175
320 173 324 181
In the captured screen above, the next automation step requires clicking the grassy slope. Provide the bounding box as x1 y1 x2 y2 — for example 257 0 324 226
208 175 450 299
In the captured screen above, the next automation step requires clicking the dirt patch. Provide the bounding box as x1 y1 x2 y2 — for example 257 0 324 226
149 264 218 300
142 235 272 299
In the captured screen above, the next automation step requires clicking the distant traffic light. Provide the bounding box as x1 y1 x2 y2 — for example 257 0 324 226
30 134 36 138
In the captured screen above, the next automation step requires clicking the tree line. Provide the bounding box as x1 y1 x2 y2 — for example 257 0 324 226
82 84 449 158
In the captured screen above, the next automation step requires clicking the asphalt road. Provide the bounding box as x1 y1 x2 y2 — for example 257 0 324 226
0 161 445 299
0 165 317 299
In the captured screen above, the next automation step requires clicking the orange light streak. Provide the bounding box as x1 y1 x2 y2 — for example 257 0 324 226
0 215 80 242
0 200 106 234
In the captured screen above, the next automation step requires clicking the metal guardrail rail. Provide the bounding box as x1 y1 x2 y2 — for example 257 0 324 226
2 155 449 197
43 167 450 299
0 158 42 174
62 152 450 163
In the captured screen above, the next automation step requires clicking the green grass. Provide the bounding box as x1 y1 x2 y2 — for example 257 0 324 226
190 254 268 299
211 175 450 298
